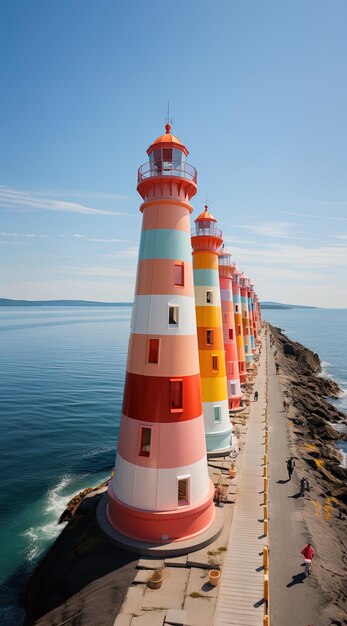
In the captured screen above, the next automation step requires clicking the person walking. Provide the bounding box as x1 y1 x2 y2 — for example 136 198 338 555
275 362 279 374
286 456 295 480
283 399 288 412
301 543 314 576
254 390 259 402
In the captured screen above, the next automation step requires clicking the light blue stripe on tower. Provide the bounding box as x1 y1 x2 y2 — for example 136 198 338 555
139 229 192 262
193 269 220 287
241 296 248 304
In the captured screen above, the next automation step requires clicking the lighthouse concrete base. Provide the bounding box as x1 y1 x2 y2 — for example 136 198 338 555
206 446 232 459
96 494 224 557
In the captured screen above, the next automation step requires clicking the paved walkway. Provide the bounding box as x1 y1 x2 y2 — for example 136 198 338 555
214 340 266 626
267 329 325 626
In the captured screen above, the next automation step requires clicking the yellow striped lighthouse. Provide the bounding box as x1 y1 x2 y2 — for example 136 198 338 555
191 207 233 457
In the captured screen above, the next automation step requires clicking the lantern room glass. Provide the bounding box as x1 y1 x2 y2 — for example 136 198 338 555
149 147 185 176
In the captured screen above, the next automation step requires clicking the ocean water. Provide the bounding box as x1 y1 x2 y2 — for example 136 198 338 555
0 306 130 625
263 307 347 464
0 305 346 624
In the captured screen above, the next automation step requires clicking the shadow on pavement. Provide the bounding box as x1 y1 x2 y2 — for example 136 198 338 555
287 571 306 587
288 492 303 499
277 479 290 484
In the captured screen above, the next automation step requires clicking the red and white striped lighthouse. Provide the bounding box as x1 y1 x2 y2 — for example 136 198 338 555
107 125 215 544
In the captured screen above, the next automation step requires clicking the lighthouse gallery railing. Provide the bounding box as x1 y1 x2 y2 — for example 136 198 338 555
138 161 197 184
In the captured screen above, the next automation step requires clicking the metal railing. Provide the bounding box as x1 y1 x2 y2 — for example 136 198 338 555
138 161 197 184
191 224 222 238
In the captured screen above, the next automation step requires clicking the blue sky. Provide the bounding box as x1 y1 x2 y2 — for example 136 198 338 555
1 0 346 307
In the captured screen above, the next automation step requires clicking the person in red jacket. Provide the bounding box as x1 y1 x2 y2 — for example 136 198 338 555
301 543 315 576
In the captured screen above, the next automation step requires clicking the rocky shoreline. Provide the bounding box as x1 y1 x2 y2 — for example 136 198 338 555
269 323 347 623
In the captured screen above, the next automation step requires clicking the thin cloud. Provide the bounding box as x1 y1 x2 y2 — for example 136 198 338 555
100 245 139 258
51 265 136 278
233 221 299 239
0 186 128 216
0 231 47 239
231 242 347 269
67 234 128 243
35 190 131 201
277 210 347 221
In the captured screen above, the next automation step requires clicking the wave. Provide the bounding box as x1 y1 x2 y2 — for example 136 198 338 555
21 474 80 561
22 471 110 563
321 360 332 368
82 445 115 458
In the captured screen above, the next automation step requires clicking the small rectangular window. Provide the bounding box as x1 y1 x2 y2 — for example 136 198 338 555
139 427 152 457
168 306 179 326
238 325 241 334
206 290 213 304
147 338 160 363
229 328 234 340
174 262 184 286
214 405 221 422
212 355 219 371
206 329 213 345
245 345 249 353
178 477 189 504
235 304 239 312
170 379 183 411
231 384 236 396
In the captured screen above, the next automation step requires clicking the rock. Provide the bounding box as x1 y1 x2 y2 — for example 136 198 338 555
283 342 297 357
328 486 347 505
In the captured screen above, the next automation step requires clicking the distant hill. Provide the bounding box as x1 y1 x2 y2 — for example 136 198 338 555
260 301 316 310
0 299 132 307
0 298 316 309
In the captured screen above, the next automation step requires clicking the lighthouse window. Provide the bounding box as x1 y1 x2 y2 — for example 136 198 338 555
153 149 162 174
213 405 222 423
245 345 249 353
237 325 241 334
206 290 213 304
231 384 236 396
139 427 152 457
177 477 189 504
212 355 219 371
147 338 160 364
235 304 239 312
174 262 184 286
229 328 234 340
206 329 213 345
170 379 183 411
162 148 173 173
168 305 179 327
173 148 183 165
